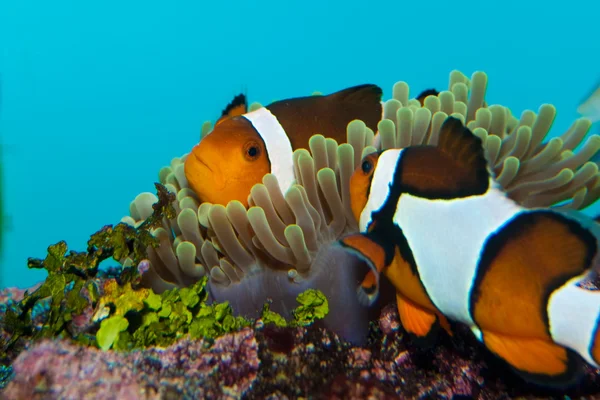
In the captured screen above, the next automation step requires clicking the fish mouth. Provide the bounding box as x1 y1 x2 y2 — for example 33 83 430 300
190 150 227 191
193 152 212 172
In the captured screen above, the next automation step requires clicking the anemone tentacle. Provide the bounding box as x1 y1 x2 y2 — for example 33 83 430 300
120 70 600 344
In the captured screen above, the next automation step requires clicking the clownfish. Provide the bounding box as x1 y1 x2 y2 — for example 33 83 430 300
415 88 439 104
338 116 600 386
578 79 600 123
184 84 384 207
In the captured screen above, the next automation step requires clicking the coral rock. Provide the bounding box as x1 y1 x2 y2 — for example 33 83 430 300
2 328 259 400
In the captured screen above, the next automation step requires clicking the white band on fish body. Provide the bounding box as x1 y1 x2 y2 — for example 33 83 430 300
547 276 600 367
395 183 521 326
243 107 296 195
359 149 403 231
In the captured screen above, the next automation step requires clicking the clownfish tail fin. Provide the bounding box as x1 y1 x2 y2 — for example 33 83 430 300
338 232 391 306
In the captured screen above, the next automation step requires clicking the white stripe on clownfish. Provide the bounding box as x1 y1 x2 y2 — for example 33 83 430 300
359 149 401 232
247 100 386 197
339 116 600 386
548 276 600 367
366 153 600 356
392 179 522 325
242 107 296 194
185 84 383 208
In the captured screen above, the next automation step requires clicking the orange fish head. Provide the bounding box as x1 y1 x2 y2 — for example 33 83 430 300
350 151 381 224
184 117 270 207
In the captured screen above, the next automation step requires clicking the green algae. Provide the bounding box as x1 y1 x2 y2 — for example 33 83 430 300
261 289 329 328
101 284 331 351
0 181 330 359
100 277 252 351
98 281 329 351
1 183 176 358
96 315 129 351
293 289 329 326
261 302 289 328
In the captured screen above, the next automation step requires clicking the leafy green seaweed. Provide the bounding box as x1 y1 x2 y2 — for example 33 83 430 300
0 181 330 360
293 289 329 326
98 277 252 351
260 289 329 328
96 283 330 351
96 315 129 351
1 183 175 357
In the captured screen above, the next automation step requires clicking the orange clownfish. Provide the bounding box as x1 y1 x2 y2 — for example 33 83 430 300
338 116 600 386
184 84 384 207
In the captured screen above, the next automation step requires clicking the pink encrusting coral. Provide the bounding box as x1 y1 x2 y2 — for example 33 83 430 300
120 70 600 346
3 328 260 399
2 303 600 399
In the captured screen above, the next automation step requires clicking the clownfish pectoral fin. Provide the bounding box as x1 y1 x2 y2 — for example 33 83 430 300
216 93 248 126
416 88 439 106
481 330 584 387
328 84 383 106
396 293 442 346
338 233 389 306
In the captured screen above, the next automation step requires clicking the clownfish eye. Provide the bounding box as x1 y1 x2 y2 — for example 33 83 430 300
243 141 261 161
361 159 373 174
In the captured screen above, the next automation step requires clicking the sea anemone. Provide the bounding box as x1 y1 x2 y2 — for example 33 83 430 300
377 71 600 209
120 70 600 344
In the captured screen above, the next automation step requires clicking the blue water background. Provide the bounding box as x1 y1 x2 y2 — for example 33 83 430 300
0 0 599 288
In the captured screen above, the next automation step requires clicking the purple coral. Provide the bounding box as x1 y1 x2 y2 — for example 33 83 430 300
2 299 600 399
3 328 259 399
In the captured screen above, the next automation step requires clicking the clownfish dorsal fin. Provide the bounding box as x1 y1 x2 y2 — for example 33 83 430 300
264 84 383 151
216 93 248 125
397 117 490 199
436 116 489 176
327 84 383 106
416 88 439 106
